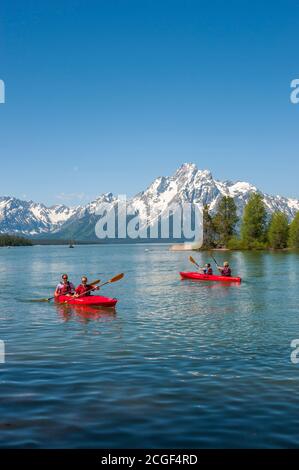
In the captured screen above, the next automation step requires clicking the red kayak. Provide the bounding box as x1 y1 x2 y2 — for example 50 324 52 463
180 272 242 283
55 295 118 307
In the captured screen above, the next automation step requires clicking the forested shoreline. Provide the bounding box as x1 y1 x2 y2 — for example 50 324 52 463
0 234 32 246
200 194 299 251
1 194 299 251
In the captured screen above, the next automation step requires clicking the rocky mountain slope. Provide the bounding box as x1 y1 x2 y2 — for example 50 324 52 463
1 164 298 240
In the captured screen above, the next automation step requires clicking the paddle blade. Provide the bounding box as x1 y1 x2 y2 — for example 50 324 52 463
30 297 52 303
189 256 200 268
90 279 100 286
109 273 124 283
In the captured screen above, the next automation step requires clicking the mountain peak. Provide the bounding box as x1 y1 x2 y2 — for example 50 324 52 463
1 164 299 238
179 162 198 171
173 162 198 181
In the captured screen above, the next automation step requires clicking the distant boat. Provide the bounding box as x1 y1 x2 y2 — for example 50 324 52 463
69 240 75 248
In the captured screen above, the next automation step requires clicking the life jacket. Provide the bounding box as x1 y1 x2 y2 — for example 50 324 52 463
57 281 74 295
203 267 213 275
222 267 231 277
75 284 92 296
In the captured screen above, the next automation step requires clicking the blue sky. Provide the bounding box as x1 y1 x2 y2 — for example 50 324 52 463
0 0 299 206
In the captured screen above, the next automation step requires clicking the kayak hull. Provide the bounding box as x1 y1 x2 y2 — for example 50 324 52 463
180 272 242 283
55 295 118 307
55 304 117 319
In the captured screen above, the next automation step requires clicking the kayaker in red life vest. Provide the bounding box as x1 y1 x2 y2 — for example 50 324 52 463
54 274 75 297
218 261 232 277
75 276 99 297
202 263 213 275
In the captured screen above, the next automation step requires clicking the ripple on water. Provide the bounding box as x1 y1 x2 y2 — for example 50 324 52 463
1 246 299 447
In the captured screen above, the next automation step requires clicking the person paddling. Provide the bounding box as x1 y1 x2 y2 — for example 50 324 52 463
218 261 232 277
75 276 99 297
54 274 75 297
202 263 213 275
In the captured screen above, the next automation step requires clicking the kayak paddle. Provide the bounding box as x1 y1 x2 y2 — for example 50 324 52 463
97 272 124 288
189 256 201 269
63 273 124 304
209 252 220 267
31 279 101 302
209 252 226 273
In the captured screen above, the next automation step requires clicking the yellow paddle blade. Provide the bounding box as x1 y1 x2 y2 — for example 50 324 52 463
109 273 124 283
89 279 100 286
189 256 197 265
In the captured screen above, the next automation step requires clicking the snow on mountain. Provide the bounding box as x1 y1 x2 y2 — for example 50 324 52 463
0 196 77 235
128 163 299 225
117 163 299 236
1 164 299 238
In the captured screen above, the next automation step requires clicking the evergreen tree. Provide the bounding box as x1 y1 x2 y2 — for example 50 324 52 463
289 212 299 249
0 234 32 246
213 196 238 247
202 204 215 248
268 212 289 249
241 193 267 248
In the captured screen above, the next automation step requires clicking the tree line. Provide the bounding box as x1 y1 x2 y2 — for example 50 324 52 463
202 193 299 250
0 234 33 246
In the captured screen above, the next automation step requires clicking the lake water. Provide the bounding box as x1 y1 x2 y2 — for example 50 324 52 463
0 244 299 448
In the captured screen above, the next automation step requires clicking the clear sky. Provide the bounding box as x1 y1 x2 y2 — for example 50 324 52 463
0 0 299 206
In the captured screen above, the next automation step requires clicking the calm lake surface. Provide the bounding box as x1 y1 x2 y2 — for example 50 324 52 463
0 244 299 448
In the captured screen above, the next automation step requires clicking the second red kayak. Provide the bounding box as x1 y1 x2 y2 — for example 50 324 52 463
180 272 242 283
55 295 118 307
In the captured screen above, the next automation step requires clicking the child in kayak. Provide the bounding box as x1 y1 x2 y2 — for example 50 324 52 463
54 274 75 297
75 276 99 297
202 263 213 275
218 261 232 277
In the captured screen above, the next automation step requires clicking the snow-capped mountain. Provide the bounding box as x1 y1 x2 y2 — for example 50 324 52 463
0 196 77 235
127 163 299 228
1 163 299 239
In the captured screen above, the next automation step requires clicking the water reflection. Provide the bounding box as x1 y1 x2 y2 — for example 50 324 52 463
55 303 117 323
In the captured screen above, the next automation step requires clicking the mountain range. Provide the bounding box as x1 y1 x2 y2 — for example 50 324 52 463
1 163 299 241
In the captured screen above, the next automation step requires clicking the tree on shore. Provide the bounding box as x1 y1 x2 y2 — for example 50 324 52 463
289 212 299 249
200 194 297 251
202 204 215 248
0 234 32 246
241 193 267 249
213 196 238 247
268 212 289 249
